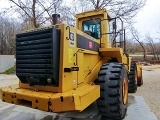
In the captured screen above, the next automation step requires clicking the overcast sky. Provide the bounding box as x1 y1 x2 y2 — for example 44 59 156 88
0 0 160 39
134 0 160 39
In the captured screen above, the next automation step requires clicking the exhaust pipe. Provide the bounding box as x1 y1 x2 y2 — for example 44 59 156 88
52 14 60 25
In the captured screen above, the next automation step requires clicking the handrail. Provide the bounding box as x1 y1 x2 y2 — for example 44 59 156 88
100 17 126 53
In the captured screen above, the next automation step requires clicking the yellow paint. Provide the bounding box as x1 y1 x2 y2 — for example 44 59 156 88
136 62 142 78
1 84 100 112
68 48 73 63
123 78 128 104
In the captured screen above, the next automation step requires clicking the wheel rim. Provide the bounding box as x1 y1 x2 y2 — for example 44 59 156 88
122 78 128 104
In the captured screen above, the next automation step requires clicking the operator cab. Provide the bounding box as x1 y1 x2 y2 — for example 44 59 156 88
76 9 107 40
76 9 125 50
76 9 111 48
82 19 101 39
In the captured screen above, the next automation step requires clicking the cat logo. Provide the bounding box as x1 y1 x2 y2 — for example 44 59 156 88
69 32 75 47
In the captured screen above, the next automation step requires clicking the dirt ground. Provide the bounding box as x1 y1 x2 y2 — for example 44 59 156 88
134 65 160 120
0 74 18 88
0 65 160 119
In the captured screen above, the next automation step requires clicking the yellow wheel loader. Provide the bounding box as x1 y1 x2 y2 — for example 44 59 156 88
0 9 143 119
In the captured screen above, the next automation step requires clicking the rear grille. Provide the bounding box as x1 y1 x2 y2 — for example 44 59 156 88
16 28 60 86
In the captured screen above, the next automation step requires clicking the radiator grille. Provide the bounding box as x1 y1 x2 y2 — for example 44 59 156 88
16 28 60 86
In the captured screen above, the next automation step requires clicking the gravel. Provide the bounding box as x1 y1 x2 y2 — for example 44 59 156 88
0 65 160 119
133 65 160 120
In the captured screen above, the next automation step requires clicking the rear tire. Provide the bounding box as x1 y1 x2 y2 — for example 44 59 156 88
128 62 137 93
97 62 128 120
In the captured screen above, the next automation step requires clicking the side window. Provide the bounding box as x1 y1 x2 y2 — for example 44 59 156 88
82 19 101 39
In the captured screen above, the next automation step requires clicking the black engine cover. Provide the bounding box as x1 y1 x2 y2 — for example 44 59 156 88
16 28 60 86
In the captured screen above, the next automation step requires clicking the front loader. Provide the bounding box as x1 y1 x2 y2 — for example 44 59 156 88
0 9 143 119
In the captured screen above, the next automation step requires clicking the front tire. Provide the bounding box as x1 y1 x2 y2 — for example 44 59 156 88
97 62 128 120
128 62 137 93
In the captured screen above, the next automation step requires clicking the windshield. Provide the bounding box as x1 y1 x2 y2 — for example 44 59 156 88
82 19 101 39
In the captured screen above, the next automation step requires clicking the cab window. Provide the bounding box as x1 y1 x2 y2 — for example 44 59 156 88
82 19 101 39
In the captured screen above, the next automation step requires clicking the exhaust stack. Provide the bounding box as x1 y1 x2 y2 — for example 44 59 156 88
52 14 60 25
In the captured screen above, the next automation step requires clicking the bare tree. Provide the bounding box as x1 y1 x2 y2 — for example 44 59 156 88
146 35 159 61
7 0 64 28
63 0 146 30
4 0 146 28
60 0 92 26
0 16 19 55
130 25 147 61
60 7 76 25
86 0 146 21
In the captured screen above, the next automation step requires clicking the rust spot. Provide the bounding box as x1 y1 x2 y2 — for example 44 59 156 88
35 100 38 103
60 96 64 102
48 101 52 106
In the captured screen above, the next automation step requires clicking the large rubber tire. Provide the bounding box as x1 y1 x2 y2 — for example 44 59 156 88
97 62 128 120
137 68 143 86
128 62 137 93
